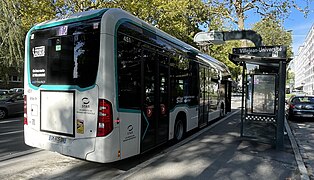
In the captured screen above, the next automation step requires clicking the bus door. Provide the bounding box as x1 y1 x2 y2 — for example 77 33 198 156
141 49 170 152
198 66 208 127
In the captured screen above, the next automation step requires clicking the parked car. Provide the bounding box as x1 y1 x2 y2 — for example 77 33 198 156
9 88 24 93
0 92 24 119
0 89 9 95
286 95 314 121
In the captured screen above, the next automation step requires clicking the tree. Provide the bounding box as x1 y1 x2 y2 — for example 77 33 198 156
252 17 293 57
286 69 295 84
0 0 219 78
53 0 104 15
203 41 242 80
207 0 312 30
2 0 308 83
19 0 56 28
0 0 58 82
0 1 25 80
95 0 221 45
199 0 311 80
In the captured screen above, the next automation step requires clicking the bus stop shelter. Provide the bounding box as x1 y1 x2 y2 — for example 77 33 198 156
229 46 288 150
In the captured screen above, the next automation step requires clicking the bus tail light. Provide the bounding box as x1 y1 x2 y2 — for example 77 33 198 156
97 99 113 137
24 95 28 125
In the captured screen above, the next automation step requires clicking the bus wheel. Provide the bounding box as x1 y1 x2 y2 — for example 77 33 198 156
174 119 185 141
0 109 7 119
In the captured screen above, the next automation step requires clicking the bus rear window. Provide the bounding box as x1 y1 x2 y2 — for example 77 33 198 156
29 20 100 88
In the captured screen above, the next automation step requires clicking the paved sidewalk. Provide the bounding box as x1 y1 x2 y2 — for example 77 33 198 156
116 111 300 180
289 122 314 179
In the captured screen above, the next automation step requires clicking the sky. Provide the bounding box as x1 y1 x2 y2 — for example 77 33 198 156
284 6 314 56
244 2 314 57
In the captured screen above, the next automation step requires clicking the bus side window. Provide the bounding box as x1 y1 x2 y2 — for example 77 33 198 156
117 32 142 110
170 55 198 107
188 61 199 106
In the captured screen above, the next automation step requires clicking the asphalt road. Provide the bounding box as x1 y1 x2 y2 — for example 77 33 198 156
0 97 302 180
0 114 162 179
0 115 34 158
0 97 242 160
0 99 243 179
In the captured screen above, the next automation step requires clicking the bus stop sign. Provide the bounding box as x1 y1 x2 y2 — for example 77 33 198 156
233 46 287 58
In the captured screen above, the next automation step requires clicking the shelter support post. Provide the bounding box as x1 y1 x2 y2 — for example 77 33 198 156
240 63 245 137
276 60 286 150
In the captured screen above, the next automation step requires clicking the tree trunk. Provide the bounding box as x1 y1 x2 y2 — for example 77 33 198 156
234 0 244 30
234 0 246 46
238 14 244 30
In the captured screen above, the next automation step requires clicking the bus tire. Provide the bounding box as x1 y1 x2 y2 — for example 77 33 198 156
174 117 185 142
0 108 7 119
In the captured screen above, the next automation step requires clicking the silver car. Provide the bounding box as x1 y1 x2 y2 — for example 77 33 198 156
0 93 24 119
286 95 314 121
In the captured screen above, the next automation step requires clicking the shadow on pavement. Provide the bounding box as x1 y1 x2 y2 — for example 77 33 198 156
30 110 299 180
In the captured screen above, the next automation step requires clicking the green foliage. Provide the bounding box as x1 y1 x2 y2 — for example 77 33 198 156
0 0 58 81
0 0 310 83
54 0 106 15
97 0 219 45
202 0 308 79
0 1 25 78
202 41 242 80
286 69 295 84
20 0 56 29
252 18 293 57
207 0 312 30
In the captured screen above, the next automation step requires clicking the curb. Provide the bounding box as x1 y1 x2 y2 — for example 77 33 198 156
285 119 310 180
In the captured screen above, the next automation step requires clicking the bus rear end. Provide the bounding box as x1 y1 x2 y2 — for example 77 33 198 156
24 10 120 163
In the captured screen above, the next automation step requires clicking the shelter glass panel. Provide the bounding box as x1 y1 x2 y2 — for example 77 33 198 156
252 75 276 114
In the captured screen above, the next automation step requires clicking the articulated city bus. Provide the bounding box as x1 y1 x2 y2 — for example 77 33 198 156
24 8 231 163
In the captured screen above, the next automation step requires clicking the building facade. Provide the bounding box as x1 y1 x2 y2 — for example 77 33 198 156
294 25 314 95
0 67 23 89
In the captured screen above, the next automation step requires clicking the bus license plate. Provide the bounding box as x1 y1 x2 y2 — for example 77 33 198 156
49 135 66 144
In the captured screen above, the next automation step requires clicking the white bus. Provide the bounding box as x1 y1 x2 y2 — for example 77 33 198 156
24 8 231 163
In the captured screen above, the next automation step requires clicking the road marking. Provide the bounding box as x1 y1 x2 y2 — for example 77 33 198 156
0 130 24 136
0 119 21 124
113 109 241 180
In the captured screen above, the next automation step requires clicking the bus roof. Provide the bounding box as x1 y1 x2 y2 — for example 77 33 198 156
33 9 108 30
30 8 230 76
